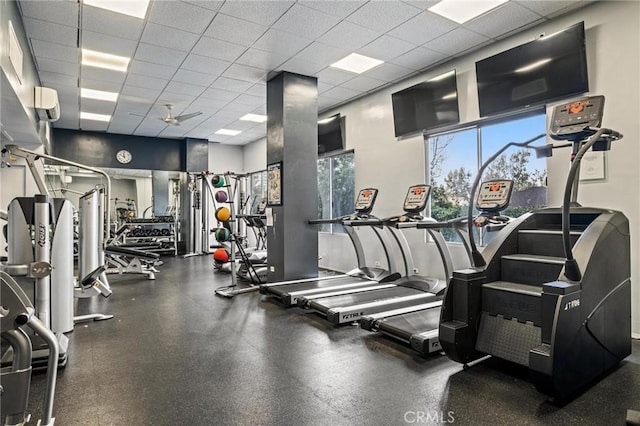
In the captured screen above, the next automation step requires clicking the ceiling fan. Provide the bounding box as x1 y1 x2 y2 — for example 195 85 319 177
158 104 202 126
130 104 202 126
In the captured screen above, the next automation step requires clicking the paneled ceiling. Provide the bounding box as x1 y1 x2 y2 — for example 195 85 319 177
19 0 592 146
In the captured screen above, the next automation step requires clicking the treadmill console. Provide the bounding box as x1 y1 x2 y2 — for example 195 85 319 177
256 198 267 215
550 95 605 141
476 180 513 213
354 188 378 214
403 184 431 213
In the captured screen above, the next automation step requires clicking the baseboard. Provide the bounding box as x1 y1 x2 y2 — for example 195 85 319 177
632 333 640 340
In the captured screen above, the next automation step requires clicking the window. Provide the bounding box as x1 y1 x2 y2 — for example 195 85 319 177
247 170 267 213
427 112 547 244
317 152 355 233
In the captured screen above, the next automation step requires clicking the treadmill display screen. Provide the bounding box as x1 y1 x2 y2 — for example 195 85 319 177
476 180 513 212
403 184 431 213
354 188 378 214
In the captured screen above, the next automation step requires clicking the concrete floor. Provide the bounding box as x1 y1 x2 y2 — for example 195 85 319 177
24 255 640 425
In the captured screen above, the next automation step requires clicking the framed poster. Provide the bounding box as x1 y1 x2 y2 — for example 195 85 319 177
267 161 282 206
580 151 606 182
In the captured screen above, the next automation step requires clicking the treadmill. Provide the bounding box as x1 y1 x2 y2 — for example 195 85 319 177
297 184 455 325
259 188 401 306
360 180 515 355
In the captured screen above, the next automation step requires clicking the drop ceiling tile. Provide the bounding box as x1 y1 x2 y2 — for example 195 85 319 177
236 49 289 70
252 28 312 56
317 20 381 51
219 1 294 26
389 46 448 70
210 77 253 93
233 94 264 106
22 17 77 47
225 120 260 131
515 0 578 17
19 0 79 27
140 23 200 52
205 14 268 47
211 109 245 119
129 60 177 80
115 99 151 115
251 105 267 115
192 37 247 62
314 67 357 86
422 28 490 56
298 0 366 19
134 43 188 67
365 63 414 82
201 87 239 102
172 69 217 87
272 4 341 39
159 126 189 138
134 119 166 137
388 11 458 44
221 64 268 83
277 58 325 76
358 35 419 62
157 92 197 106
340 75 386 92
246 84 266 98
81 30 138 58
36 57 78 76
40 71 78 89
347 1 421 33
148 1 217 34
31 40 78 64
318 81 335 94
466 2 542 39
293 42 352 66
80 99 116 115
82 6 144 40
188 128 217 139
181 54 231 75
81 67 126 85
108 120 142 136
79 76 123 93
181 0 224 12
120 85 163 101
125 74 169 90
191 97 228 109
164 81 206 97
403 0 441 9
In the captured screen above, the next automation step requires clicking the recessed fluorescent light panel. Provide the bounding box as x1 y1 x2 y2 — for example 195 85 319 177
428 0 508 24
80 88 118 102
81 49 130 72
330 53 383 74
80 112 111 122
240 113 267 123
83 0 151 19
215 129 242 136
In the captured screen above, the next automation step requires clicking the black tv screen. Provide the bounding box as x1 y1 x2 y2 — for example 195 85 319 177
391 70 459 137
318 114 344 154
476 21 588 117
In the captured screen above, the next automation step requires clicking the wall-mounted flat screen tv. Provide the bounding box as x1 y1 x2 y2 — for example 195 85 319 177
318 114 344 154
391 70 459 138
476 21 588 117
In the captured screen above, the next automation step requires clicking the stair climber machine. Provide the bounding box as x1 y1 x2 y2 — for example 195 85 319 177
360 179 514 355
438 95 630 400
296 185 455 325
260 188 401 307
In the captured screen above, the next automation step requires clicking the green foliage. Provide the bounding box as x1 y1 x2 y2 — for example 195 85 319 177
485 149 547 191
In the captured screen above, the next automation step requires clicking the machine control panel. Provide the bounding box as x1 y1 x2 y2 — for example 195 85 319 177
550 95 605 140
257 198 267 215
354 188 378 214
476 180 513 212
403 184 431 213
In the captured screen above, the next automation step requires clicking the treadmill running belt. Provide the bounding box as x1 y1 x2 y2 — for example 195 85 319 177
309 286 422 313
377 308 442 342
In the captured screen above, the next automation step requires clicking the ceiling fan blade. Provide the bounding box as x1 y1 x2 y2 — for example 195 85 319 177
128 112 146 118
175 111 202 122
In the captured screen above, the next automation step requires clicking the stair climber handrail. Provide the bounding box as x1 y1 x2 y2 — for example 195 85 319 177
467 134 548 268
561 127 623 281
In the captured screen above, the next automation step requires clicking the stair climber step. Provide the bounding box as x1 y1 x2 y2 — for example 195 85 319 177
476 312 541 366
482 281 542 325
518 229 582 257
501 254 565 286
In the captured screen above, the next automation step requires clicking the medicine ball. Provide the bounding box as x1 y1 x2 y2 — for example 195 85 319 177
215 190 228 203
213 248 229 263
215 227 230 242
215 206 231 222
212 175 225 188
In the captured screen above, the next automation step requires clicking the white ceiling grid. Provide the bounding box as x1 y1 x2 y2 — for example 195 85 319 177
17 0 592 144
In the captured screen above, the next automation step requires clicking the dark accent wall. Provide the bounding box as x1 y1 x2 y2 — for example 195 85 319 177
52 129 208 171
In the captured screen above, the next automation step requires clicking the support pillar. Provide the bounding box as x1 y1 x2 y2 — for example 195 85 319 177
266 71 318 282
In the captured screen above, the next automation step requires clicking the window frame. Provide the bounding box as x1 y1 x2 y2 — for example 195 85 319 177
318 149 355 235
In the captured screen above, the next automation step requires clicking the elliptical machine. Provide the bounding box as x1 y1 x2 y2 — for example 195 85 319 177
439 95 630 400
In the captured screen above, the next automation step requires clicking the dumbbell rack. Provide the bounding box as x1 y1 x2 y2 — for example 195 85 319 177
123 218 177 255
